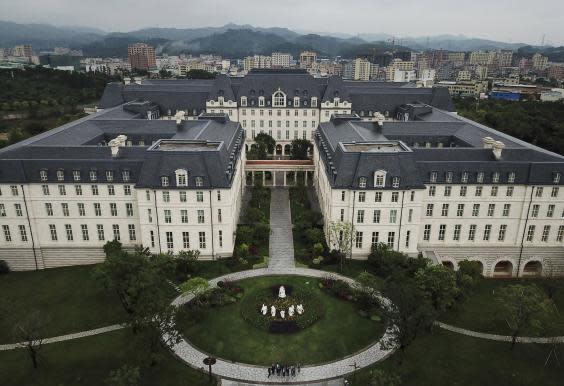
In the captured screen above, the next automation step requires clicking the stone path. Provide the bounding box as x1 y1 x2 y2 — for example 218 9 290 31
167 267 396 385
436 322 564 344
221 379 345 386
268 188 295 269
0 323 124 351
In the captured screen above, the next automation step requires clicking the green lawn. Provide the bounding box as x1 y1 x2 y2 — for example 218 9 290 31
348 329 564 386
0 329 213 386
179 275 385 365
0 265 127 344
440 278 564 336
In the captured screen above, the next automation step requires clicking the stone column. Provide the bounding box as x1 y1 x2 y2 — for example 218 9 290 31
251 172 255 185
305 171 308 186
283 171 287 186
294 172 297 185
272 171 276 186
262 172 266 186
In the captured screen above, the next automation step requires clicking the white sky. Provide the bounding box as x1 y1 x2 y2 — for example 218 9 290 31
1 0 563 45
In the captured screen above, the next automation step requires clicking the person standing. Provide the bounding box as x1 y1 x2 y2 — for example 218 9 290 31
268 367 271 378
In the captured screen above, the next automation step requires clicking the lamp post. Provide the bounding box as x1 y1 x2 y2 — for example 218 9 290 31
203 356 216 382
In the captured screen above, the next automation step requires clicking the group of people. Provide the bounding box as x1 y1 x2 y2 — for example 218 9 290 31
267 363 301 378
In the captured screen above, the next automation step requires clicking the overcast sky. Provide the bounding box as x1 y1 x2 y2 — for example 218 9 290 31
1 0 563 45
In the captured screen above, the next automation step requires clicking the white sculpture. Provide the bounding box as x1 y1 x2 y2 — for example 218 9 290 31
261 304 267 315
288 305 295 317
271 305 276 317
297 304 304 315
280 310 286 319
278 286 286 298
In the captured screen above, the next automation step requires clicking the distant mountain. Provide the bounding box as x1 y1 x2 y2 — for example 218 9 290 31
517 45 564 63
0 20 104 49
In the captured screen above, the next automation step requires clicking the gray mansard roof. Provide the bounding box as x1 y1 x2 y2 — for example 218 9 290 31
0 107 244 189
99 69 455 115
316 112 564 189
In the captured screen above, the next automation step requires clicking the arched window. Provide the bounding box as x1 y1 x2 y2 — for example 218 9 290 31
273 90 286 107
175 169 188 187
374 170 387 188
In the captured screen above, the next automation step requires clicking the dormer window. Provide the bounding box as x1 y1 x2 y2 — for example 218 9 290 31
106 171 114 182
258 96 265 107
445 171 453 183
477 172 484 183
176 169 188 187
195 177 203 187
508 172 516 183
374 170 387 187
89 170 97 181
73 170 81 182
359 177 367 188
56 170 65 181
161 176 170 187
461 171 469 183
122 170 130 182
492 172 500 183
554 172 561 184
392 177 400 188
311 97 317 107
241 97 247 106
294 97 300 107
273 90 286 107
218 96 224 106
430 171 438 183
40 170 48 182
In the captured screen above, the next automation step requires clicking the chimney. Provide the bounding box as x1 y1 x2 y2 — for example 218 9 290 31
492 141 505 160
482 136 494 149
124 77 131 85
108 135 127 158
175 111 186 126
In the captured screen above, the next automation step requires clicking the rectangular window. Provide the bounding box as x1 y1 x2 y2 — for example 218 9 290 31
128 225 136 241
526 225 536 242
441 204 449 217
42 185 50 195
498 225 507 241
423 224 431 241
456 204 464 217
358 192 366 202
426 204 434 217
182 232 190 249
356 210 364 223
557 225 564 242
124 185 131 196
14 203 22 217
340 209 345 222
490 186 498 197
217 209 222 223
217 191 222 201
387 232 395 248
371 232 379 247
355 231 363 248
487 204 495 217
49 224 57 241
460 186 467 197
438 224 446 241
181 210 188 223
75 185 83 195
541 225 550 242
468 225 476 241
444 186 452 197
502 204 510 217
389 210 397 224
112 225 120 241
107 185 115 196
373 210 381 223
408 208 413 222
2 225 11 242
547 205 555 218
198 210 205 224
91 185 99 195
61 203 69 217
374 192 382 202
94 203 102 216
19 225 27 242
126 203 134 217
164 210 172 223
10 185 18 196
341 191 346 201
483 225 492 241
196 191 204 202
535 187 543 198
475 186 482 197
162 191 170 203
58 185 66 195
81 224 89 241
150 231 155 247
166 231 174 250
453 225 461 241
65 224 73 241
45 203 53 216
428 186 436 197
506 186 514 197
97 225 105 241
391 192 399 202
179 191 187 202
472 204 480 217
531 205 539 218
110 203 118 216
78 203 85 216
405 230 411 248
551 187 559 198
199 232 206 249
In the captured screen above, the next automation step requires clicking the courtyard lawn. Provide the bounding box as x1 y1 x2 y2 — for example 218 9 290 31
440 278 564 336
0 329 213 386
348 329 564 386
0 265 127 344
179 275 386 365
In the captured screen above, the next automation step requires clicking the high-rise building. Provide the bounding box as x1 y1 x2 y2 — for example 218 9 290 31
532 53 549 71
353 58 372 81
271 52 292 68
497 50 513 67
469 51 496 65
128 43 157 71
299 51 317 69
12 44 33 59
243 55 272 71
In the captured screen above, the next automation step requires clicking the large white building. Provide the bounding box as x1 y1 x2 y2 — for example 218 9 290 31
1 69 563 277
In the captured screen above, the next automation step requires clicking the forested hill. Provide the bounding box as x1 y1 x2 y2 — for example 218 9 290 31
454 98 564 156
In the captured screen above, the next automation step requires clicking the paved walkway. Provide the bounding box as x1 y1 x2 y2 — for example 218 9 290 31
436 322 564 344
167 267 396 384
221 379 345 386
0 323 124 351
268 188 295 269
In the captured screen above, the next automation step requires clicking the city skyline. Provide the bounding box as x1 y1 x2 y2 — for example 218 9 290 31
1 0 563 46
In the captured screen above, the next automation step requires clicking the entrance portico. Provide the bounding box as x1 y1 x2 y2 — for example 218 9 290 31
245 160 315 187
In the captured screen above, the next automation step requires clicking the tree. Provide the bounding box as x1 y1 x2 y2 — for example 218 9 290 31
246 143 268 160
254 132 276 154
290 139 313 160
184 69 216 79
455 260 483 300
174 250 201 281
382 279 437 364
496 284 554 350
13 310 49 369
327 221 355 271
368 243 427 280
415 265 459 312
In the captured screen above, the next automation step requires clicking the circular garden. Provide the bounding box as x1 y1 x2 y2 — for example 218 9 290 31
177 275 387 365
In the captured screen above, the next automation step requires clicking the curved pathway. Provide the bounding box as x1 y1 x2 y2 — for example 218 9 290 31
166 267 396 384
436 322 564 344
